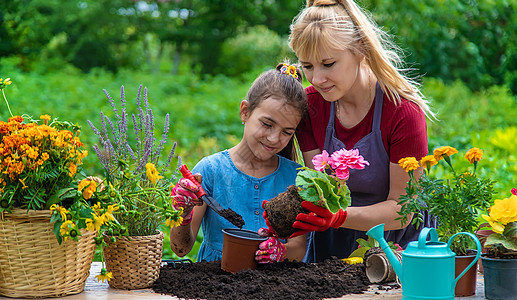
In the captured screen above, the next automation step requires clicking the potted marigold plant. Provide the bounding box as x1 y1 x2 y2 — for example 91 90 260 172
0 77 102 298
86 85 183 289
264 148 368 238
479 190 517 299
397 146 496 296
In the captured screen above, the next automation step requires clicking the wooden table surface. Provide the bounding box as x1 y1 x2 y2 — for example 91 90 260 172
0 262 488 300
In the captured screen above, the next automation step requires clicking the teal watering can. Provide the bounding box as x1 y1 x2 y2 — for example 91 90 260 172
366 224 481 300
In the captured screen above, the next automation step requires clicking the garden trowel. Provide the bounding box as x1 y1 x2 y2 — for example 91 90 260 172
179 164 244 228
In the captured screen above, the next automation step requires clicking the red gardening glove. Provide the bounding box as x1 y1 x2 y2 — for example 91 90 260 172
255 227 287 264
290 201 347 238
261 200 275 233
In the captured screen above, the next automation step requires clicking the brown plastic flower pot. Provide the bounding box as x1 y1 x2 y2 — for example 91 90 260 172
455 252 478 297
221 228 267 273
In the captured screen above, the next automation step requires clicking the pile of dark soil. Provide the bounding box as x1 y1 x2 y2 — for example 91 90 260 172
153 258 370 300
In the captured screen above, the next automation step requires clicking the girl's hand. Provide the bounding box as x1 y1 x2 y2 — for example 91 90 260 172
255 228 287 264
171 177 204 225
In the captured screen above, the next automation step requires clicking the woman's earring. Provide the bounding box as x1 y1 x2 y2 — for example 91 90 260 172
242 121 245 125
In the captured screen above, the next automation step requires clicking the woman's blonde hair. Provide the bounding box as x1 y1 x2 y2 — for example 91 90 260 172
289 0 435 119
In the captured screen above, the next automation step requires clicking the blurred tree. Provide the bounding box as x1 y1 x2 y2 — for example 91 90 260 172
1 0 136 72
362 0 517 92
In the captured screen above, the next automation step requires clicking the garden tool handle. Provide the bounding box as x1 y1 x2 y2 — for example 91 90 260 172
179 165 207 198
447 232 482 286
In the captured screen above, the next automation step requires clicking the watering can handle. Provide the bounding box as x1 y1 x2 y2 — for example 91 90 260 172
417 227 439 249
447 232 482 287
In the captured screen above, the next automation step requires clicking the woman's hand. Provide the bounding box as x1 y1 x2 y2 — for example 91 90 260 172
289 201 347 238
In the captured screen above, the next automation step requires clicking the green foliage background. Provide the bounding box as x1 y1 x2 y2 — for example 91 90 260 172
1 0 516 261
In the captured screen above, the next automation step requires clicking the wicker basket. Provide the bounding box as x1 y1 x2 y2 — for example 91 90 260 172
103 231 164 290
0 208 96 298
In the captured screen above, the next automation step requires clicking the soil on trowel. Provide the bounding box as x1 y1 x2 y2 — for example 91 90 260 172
218 208 245 228
263 185 308 238
153 257 370 300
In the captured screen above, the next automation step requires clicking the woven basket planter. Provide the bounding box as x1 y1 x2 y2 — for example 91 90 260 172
0 208 96 298
103 231 164 290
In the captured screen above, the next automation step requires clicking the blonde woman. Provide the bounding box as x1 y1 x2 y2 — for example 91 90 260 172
286 0 436 262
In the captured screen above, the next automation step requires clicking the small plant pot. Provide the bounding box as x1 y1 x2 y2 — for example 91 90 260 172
481 255 517 300
365 250 403 283
221 228 267 273
455 251 478 297
263 185 308 238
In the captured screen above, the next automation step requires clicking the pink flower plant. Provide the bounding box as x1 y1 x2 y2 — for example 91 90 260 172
312 148 370 180
295 148 369 213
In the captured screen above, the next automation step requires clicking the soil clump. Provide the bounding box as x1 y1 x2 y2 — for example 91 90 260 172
153 257 370 300
263 185 308 238
218 208 245 228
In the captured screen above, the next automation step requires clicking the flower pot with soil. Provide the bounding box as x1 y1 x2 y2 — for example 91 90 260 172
454 250 478 297
264 148 368 238
221 228 267 273
479 190 517 299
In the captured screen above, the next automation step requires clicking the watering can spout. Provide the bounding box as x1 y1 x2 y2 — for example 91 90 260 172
366 224 403 280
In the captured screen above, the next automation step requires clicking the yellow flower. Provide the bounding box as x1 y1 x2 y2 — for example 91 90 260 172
165 217 183 227
19 178 28 190
482 214 505 234
86 212 105 231
398 157 420 172
40 115 51 121
146 163 163 184
68 162 77 177
420 155 438 169
95 268 113 283
50 204 69 221
433 146 458 161
488 195 517 225
60 220 75 236
464 147 483 164
104 204 119 222
92 202 102 215
78 178 97 199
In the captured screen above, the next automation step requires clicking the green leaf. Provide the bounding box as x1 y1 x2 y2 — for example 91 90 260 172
486 233 517 251
53 221 63 245
349 246 370 258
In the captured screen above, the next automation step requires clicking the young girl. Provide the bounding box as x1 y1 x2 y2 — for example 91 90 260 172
284 0 437 262
170 62 308 263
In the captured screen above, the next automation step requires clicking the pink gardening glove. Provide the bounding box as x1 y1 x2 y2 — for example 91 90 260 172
171 176 204 224
255 227 287 264
290 201 347 238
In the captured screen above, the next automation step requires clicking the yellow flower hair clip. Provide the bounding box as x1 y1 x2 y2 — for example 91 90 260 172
279 64 299 80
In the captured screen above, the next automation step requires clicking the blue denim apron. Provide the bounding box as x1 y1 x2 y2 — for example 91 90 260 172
304 83 436 262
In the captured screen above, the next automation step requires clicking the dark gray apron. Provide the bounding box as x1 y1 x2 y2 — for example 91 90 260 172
304 83 436 263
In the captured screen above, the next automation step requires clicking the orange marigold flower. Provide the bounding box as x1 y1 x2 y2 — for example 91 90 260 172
40 115 51 122
398 157 420 172
433 146 458 161
464 147 483 164
8 116 24 123
78 179 98 199
420 155 438 169
69 162 77 177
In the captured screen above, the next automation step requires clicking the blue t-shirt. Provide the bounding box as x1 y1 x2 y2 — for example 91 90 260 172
191 150 301 262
